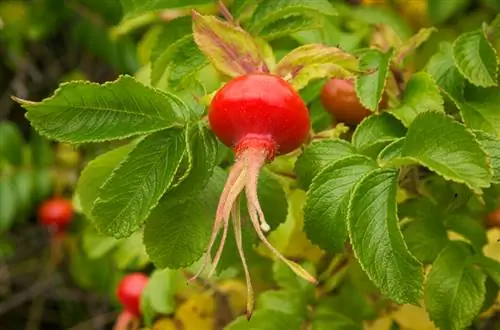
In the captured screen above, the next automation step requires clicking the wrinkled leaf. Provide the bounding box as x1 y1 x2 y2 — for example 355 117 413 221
17 76 189 143
388 72 444 127
91 128 186 238
348 168 423 304
355 48 393 111
294 139 356 188
305 155 377 252
453 29 498 87
425 242 486 330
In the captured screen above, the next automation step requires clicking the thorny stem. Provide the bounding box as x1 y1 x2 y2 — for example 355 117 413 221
191 145 317 318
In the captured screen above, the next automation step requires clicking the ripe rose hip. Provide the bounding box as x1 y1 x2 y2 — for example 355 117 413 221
38 197 73 230
191 73 316 317
116 273 148 317
320 78 388 125
486 209 500 228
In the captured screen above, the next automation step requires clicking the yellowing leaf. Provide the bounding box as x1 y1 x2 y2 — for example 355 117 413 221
364 316 393 330
483 228 500 262
192 11 267 78
392 304 437 330
218 280 247 315
395 28 436 65
274 44 358 90
175 293 215 330
153 318 178 330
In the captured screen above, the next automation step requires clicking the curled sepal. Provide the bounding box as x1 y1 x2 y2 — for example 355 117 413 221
192 11 268 78
113 311 139 330
190 146 317 317
274 44 359 90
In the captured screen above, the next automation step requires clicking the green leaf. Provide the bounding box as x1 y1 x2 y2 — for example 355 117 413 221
120 0 212 19
151 17 208 89
140 268 183 320
444 214 487 250
255 169 288 230
30 130 53 168
76 144 134 219
418 175 473 213
426 42 465 102
355 48 393 111
394 28 436 65
304 155 377 253
350 6 412 41
388 72 444 127
352 113 406 158
272 260 315 294
192 12 267 78
258 16 319 41
72 17 139 74
348 168 423 304
474 130 500 183
322 279 376 322
461 84 500 137
249 0 337 36
82 229 119 260
256 290 307 319
294 139 356 188
113 232 150 269
12 170 33 219
170 123 218 197
425 241 486 330
385 112 492 193
0 178 16 231
312 298 362 330
400 198 448 264
144 167 225 268
428 0 469 25
32 168 53 204
91 128 186 238
232 0 257 20
0 122 24 166
274 44 358 90
473 255 500 287
377 137 405 165
225 309 303 330
453 29 498 87
18 76 188 143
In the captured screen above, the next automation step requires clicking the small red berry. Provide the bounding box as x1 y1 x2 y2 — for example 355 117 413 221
320 78 387 125
486 209 500 228
38 197 73 230
194 73 315 318
116 273 149 317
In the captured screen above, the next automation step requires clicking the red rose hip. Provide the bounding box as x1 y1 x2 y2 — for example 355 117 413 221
38 197 73 230
320 78 387 125
192 73 316 317
116 273 148 317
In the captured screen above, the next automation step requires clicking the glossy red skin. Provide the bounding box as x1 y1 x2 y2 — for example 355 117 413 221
209 73 310 157
38 197 73 229
116 273 148 317
320 78 387 126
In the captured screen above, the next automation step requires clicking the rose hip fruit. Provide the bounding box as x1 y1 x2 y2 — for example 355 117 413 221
192 73 316 317
320 78 387 125
38 197 73 230
116 273 149 317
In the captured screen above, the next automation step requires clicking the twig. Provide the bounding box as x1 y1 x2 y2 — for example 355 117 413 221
0 275 60 316
218 0 235 24
67 312 118 330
